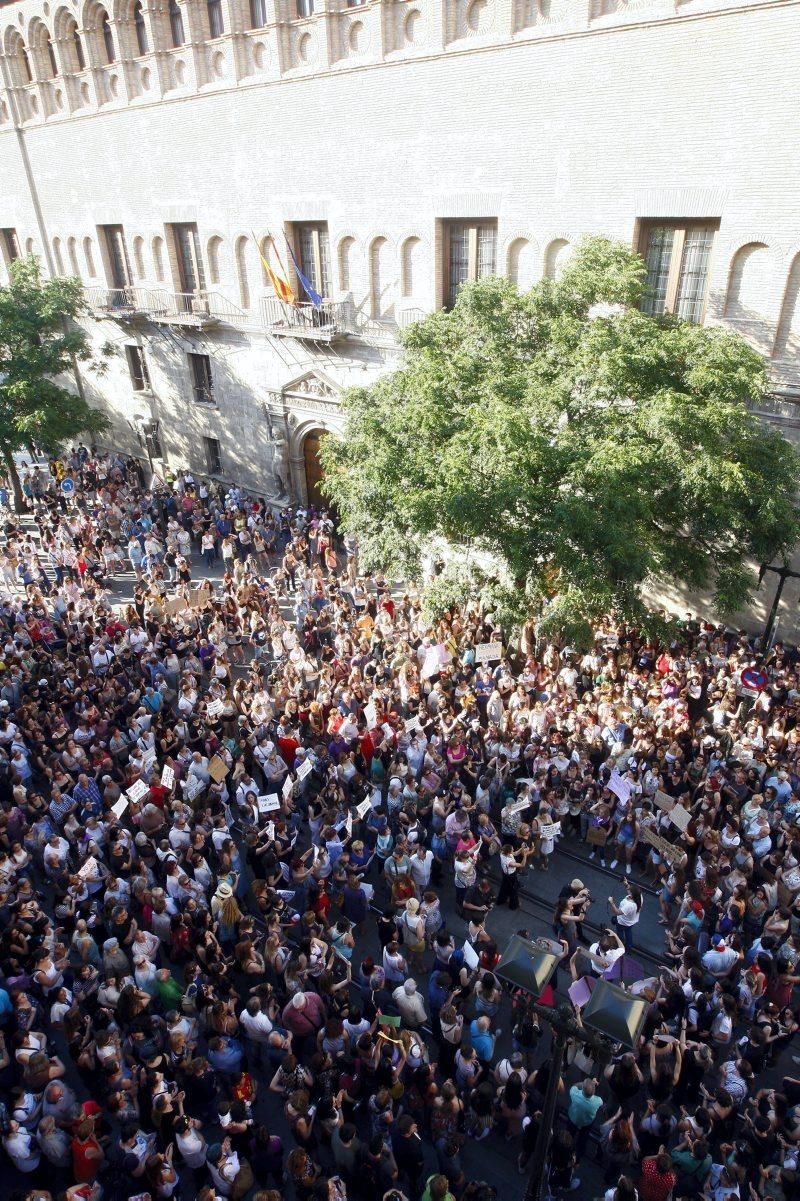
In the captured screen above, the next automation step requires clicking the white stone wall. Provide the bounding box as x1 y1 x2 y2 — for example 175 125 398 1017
0 0 799 508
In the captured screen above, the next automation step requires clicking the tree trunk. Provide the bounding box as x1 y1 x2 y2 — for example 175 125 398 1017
2 446 25 513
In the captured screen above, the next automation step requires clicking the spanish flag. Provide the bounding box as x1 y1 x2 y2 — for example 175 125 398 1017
255 231 295 305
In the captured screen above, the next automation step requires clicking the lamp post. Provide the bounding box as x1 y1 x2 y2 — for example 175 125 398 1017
495 935 648 1201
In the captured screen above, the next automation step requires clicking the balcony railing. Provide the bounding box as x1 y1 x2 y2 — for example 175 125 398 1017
261 295 349 342
84 286 168 318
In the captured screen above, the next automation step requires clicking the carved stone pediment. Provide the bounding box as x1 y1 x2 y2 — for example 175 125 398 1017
282 371 340 400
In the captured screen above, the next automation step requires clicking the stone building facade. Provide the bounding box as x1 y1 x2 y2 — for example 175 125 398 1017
0 0 798 520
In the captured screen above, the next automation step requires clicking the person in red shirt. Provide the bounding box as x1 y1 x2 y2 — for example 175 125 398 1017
278 729 300 767
639 1151 677 1201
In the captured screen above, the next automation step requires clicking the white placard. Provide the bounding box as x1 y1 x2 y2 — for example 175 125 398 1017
126 779 149 804
538 821 561 839
161 765 175 790
282 774 294 800
364 702 378 730
474 642 503 664
257 794 281 814
462 940 480 969
77 856 98 880
607 770 632 803
356 798 373 819
508 799 531 815
111 798 129 820
346 812 353 837
669 804 691 832
295 758 313 781
265 821 276 840
206 699 225 718
654 789 675 813
142 747 157 769
420 645 441 680
381 722 394 740
404 716 421 733
184 775 204 801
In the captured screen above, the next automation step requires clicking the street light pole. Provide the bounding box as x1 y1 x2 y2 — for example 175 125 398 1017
522 1001 612 1201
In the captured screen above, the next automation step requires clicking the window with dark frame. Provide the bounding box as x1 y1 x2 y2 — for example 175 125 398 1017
170 223 205 295
134 1 148 54
101 9 115 62
169 0 185 46
296 0 314 17
442 219 497 309
291 221 331 300
99 224 132 290
207 0 224 37
189 352 214 405
204 436 222 475
638 220 719 324
250 0 267 26
125 345 150 392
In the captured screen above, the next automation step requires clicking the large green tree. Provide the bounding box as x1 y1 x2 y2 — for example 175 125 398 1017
0 256 109 509
322 237 800 641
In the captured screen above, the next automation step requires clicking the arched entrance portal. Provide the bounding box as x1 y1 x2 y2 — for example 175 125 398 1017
303 429 328 510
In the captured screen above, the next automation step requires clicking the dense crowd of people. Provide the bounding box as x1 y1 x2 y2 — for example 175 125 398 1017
0 447 799 1201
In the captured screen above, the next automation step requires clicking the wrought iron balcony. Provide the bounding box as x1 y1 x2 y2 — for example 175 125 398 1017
261 295 349 343
84 286 165 319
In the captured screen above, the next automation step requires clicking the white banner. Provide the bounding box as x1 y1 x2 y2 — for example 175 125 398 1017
474 642 503 664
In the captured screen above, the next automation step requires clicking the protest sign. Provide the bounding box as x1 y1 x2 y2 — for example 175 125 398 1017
161 765 175 790
381 722 395 741
265 821 276 840
257 794 281 814
126 779 149 804
111 798 129 820
641 825 684 865
474 642 503 664
669 804 691 832
508 799 531 815
282 775 294 800
462 941 480 969
208 755 228 782
77 856 98 880
654 790 675 813
206 699 225 719
538 821 561 840
164 597 184 617
141 747 157 770
607 770 632 803
404 715 421 733
184 775 205 801
295 758 313 781
356 798 373 819
346 812 353 837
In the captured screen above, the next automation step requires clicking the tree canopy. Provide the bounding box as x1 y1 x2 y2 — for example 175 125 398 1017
321 236 800 640
0 256 109 506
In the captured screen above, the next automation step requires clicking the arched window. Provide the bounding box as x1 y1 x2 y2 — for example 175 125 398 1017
235 237 250 309
134 1 148 54
207 236 222 285
101 8 115 62
369 237 394 320
724 242 770 321
67 237 81 276
73 22 86 69
774 253 800 361
47 35 58 77
29 21 57 80
207 0 224 37
133 235 145 278
400 236 420 297
338 236 355 292
5 30 34 85
152 235 165 281
168 0 184 45
83 236 96 276
52 237 65 275
543 238 570 280
507 237 534 289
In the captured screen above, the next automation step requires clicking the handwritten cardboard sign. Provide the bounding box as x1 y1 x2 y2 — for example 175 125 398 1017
111 798 129 820
208 755 229 783
126 779 149 804
282 774 294 800
654 790 675 813
538 821 561 839
474 642 503 664
257 794 281 814
206 699 225 719
161 765 175 790
641 825 684 866
669 804 691 832
295 758 313 781
356 798 373 819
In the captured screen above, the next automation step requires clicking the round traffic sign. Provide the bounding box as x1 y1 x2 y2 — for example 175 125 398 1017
741 667 768 692
60 477 75 495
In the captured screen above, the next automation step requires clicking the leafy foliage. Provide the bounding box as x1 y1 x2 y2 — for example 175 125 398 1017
0 257 109 472
321 236 800 636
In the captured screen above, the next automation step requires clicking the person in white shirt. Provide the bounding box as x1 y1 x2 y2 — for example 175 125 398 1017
608 882 643 949
3 1120 41 1172
392 978 428 1028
